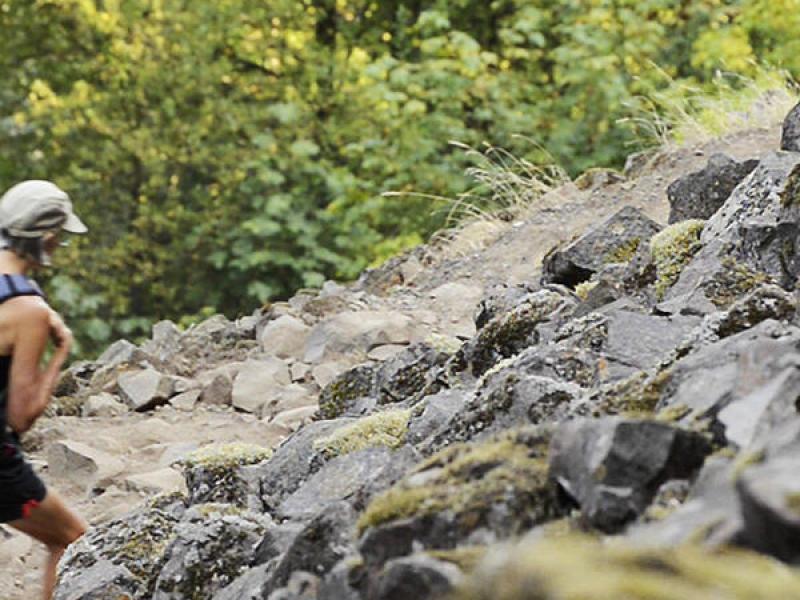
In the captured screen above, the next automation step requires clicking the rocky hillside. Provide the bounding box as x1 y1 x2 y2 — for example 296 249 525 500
6 106 800 599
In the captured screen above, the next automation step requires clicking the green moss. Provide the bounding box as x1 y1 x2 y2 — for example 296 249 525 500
313 408 412 459
451 534 800 600
704 258 770 308
116 511 178 580
575 280 599 301
650 220 705 299
180 442 273 474
605 237 641 264
358 429 560 535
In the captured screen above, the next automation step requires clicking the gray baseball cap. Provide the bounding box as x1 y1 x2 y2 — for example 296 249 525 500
0 180 87 238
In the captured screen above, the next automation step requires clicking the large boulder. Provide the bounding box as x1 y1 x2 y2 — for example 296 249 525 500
152 505 270 600
660 152 800 314
667 153 759 223
542 206 661 287
259 315 311 360
180 443 273 509
278 446 417 522
117 368 178 411
358 428 565 562
55 506 181 599
549 417 712 532
458 289 574 377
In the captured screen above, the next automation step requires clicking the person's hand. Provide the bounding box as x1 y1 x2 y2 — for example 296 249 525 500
48 309 73 352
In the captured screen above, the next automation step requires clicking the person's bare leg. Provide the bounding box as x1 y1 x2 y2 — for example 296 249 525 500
8 489 87 600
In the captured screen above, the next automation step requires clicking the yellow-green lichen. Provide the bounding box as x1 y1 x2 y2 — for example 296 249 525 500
587 369 672 418
313 408 412 459
575 280 599 301
357 429 559 535
180 442 273 473
426 546 488 572
47 395 86 417
451 534 800 600
605 238 641 264
655 403 691 423
650 220 705 299
785 492 800 516
704 258 770 308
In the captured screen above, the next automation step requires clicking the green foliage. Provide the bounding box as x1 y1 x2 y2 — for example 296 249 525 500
0 0 796 357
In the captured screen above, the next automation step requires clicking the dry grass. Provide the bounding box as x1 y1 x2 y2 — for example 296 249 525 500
384 138 571 260
622 64 798 150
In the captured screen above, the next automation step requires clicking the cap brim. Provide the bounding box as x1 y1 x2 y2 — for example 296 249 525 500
62 213 88 234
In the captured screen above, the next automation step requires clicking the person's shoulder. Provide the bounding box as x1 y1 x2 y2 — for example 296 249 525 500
2 295 50 323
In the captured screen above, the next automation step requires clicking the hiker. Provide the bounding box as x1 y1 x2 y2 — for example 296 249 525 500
0 180 88 599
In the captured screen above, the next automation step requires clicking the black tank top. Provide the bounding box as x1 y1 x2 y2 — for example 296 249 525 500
0 275 45 441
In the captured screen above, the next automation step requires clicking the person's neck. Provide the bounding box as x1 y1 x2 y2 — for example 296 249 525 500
0 250 31 276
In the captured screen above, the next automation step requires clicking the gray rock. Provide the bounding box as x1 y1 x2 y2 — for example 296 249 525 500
170 389 202 411
142 320 183 363
370 554 462 600
54 560 142 600
542 206 661 287
54 507 180 599
82 392 129 417
304 310 414 364
317 559 363 600
97 339 149 368
781 101 800 152
199 372 234 406
427 375 579 451
262 383 316 420
254 522 305 565
117 368 176 411
459 289 574 377
737 449 800 562
267 571 319 600
278 447 417 521
255 419 356 513
474 283 538 330
627 456 744 549
657 320 800 424
47 440 124 492
717 366 800 449
318 363 379 420
406 389 469 446
549 417 712 532
212 562 274 600
667 153 759 223
374 343 450 405
232 358 292 414
270 501 358 589
153 505 269 600
260 315 311 359
662 152 800 314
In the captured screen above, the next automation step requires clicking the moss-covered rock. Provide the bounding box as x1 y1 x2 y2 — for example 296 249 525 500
650 219 705 299
153 504 269 600
703 258 771 308
313 409 412 460
55 507 180 599
459 290 572 377
451 534 800 600
317 363 379 420
358 427 564 545
180 442 273 508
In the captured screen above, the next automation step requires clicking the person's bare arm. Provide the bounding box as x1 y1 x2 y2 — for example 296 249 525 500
5 298 72 433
